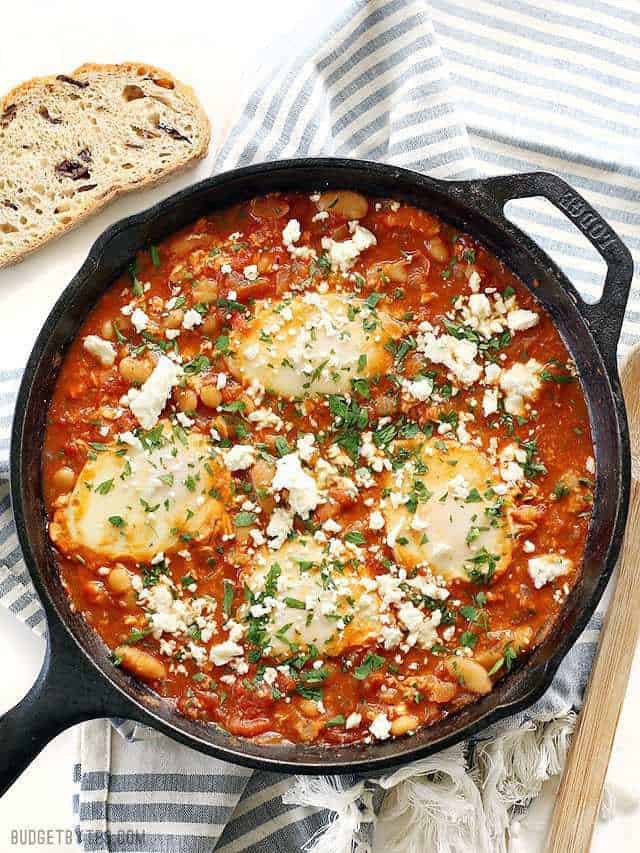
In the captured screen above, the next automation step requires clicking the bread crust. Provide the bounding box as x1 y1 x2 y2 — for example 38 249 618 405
0 62 211 268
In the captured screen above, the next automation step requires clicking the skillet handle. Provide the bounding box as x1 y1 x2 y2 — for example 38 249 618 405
0 616 135 797
474 171 633 365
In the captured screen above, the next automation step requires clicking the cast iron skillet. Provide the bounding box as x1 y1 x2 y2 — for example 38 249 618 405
1 159 633 795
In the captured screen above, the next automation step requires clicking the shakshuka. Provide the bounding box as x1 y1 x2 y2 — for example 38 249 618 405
43 190 594 745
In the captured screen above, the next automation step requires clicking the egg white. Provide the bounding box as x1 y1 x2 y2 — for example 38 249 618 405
50 423 230 562
381 439 513 582
240 538 384 659
228 291 403 399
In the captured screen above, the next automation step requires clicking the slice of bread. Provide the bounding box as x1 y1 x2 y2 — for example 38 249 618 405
0 62 211 268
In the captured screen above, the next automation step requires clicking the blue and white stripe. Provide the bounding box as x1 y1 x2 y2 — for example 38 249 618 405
1 0 638 850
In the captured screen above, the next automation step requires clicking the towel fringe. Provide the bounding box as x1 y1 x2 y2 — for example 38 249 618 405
288 711 582 853
375 743 489 853
282 777 374 853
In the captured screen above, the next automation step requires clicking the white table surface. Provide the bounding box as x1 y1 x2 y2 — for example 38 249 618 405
0 2 638 849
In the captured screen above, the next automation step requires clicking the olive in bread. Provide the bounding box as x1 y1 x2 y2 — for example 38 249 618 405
0 62 211 268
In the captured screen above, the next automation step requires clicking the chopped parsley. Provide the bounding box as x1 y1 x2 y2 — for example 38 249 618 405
274 436 291 457
552 481 571 499
183 355 211 375
123 626 152 645
296 684 323 702
488 644 518 676
222 579 234 616
353 652 385 680
215 335 230 353
465 548 499 583
328 394 369 460
460 630 478 649
519 439 547 479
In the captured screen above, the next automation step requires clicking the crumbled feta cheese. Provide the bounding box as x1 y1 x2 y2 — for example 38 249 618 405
83 335 116 367
449 474 470 500
468 271 482 292
417 326 482 386
381 624 403 649
223 444 256 472
398 601 424 633
282 218 301 244
468 293 491 319
415 610 442 649
506 309 539 332
528 554 573 589
227 620 244 643
402 376 434 402
272 452 321 518
499 443 527 483
359 431 388 473
484 362 502 385
128 355 184 430
182 308 203 330
249 529 266 547
282 219 316 260
244 264 259 281
523 540 536 553
262 667 278 686
267 507 294 549
296 433 316 462
369 510 385 531
209 641 244 666
248 407 284 431
442 625 456 642
135 576 216 645
456 420 471 444
482 388 499 418
321 221 377 272
586 455 595 474
165 328 181 340
131 308 149 334
499 359 542 416
221 263 232 274
369 713 392 740
345 712 362 730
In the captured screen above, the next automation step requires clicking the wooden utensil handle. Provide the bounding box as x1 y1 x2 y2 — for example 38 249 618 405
546 481 640 853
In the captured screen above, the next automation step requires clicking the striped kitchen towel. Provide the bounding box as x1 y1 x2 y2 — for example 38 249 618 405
1 0 638 851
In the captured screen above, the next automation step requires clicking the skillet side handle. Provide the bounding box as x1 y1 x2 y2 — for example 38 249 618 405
476 171 633 368
0 617 135 798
